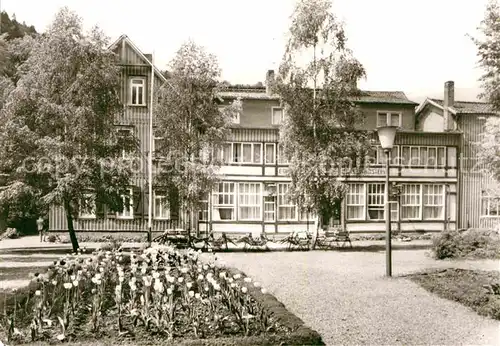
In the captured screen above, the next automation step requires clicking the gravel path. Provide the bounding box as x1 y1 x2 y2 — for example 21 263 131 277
217 250 500 345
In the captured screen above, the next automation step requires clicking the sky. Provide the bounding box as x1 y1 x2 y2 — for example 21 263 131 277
1 0 489 103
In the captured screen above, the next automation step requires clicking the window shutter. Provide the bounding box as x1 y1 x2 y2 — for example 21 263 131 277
133 187 143 217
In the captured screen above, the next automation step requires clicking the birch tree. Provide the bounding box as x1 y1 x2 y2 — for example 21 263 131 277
474 0 500 196
154 41 240 237
275 0 370 246
0 8 135 251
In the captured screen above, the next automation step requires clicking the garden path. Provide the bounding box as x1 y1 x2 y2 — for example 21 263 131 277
216 250 500 345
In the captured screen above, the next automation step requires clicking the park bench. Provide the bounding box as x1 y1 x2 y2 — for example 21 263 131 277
236 232 269 251
153 229 190 247
279 231 312 251
316 228 352 249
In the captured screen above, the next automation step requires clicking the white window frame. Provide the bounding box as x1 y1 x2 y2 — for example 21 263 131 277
264 195 276 222
367 183 385 221
219 142 262 164
377 111 402 128
153 192 170 220
272 107 285 125
199 193 209 221
401 184 421 220
212 182 236 221
79 193 96 219
117 128 134 159
422 184 445 220
401 146 446 167
277 183 297 221
372 145 399 165
265 143 276 165
129 77 146 106
238 183 262 221
346 183 366 221
481 194 500 217
117 188 134 219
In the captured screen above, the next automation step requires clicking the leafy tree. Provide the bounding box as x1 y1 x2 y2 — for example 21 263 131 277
0 11 37 40
154 40 240 237
474 0 500 195
0 8 135 250
275 0 370 246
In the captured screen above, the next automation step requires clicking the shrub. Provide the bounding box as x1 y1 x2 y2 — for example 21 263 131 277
432 229 500 259
1 227 19 239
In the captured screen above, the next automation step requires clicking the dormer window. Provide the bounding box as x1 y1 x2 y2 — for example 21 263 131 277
377 111 401 128
130 77 146 106
272 107 284 125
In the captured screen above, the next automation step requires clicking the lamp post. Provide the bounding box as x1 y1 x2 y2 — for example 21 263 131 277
376 126 398 277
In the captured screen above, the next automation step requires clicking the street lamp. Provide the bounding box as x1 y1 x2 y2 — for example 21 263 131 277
376 125 398 277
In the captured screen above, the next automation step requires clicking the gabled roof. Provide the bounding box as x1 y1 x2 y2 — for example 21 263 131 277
219 87 417 105
108 34 167 83
415 97 497 116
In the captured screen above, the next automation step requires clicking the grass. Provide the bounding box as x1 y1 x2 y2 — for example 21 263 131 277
408 268 500 320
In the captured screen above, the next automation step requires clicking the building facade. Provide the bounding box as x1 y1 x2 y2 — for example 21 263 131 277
49 37 487 235
49 35 183 233
199 76 460 236
415 81 499 230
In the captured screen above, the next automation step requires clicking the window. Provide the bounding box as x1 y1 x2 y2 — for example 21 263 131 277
79 193 96 219
118 128 134 159
372 146 399 165
153 136 163 156
154 192 170 219
199 193 209 221
401 184 421 220
346 183 365 220
130 77 146 106
377 111 402 127
117 188 134 219
367 183 385 220
278 143 289 164
239 183 262 220
481 194 500 217
264 196 276 221
272 107 284 125
212 183 235 220
216 143 262 164
265 143 276 164
423 184 444 220
401 146 446 167
278 183 296 220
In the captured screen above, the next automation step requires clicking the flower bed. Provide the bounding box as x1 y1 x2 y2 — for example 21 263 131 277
0 245 322 345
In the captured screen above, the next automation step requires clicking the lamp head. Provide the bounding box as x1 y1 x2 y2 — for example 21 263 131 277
376 126 398 150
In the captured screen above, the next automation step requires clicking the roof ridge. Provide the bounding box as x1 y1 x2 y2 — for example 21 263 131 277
431 98 489 105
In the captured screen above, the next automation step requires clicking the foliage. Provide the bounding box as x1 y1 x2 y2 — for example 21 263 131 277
0 8 135 251
0 12 37 41
473 0 500 111
275 0 370 234
409 268 500 320
0 245 294 344
154 40 241 223
431 229 500 259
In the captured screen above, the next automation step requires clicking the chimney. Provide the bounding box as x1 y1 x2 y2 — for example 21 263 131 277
443 81 454 131
144 53 153 63
266 70 275 95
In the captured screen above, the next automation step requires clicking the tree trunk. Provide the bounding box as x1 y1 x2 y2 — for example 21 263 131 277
64 198 79 252
0 205 9 233
311 215 321 250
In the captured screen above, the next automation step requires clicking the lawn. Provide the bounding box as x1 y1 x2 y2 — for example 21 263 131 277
0 245 322 345
408 268 500 320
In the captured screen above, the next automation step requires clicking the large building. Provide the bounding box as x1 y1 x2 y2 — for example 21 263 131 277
48 36 495 236
416 82 499 230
